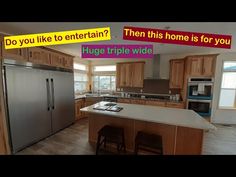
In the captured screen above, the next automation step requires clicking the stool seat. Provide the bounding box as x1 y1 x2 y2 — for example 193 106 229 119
96 125 126 155
135 131 163 155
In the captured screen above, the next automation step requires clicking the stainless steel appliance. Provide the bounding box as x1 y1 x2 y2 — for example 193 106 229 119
187 77 214 117
2 59 75 153
187 77 214 100
187 99 212 117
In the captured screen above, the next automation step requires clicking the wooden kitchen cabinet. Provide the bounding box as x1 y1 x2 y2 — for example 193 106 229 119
116 62 145 88
75 99 85 120
187 56 203 76
202 55 216 76
145 100 166 107
131 62 145 87
186 55 217 77
28 47 51 65
130 99 146 105
2 47 28 61
169 59 185 89
117 98 131 103
50 52 64 68
63 56 74 69
166 102 185 109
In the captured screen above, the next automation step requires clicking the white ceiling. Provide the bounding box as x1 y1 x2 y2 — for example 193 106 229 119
0 22 235 58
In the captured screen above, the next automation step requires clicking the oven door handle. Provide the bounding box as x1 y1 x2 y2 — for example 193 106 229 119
187 99 212 103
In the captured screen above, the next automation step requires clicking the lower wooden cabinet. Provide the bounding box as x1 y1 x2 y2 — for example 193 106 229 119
117 98 131 103
130 99 146 105
145 100 166 107
166 102 185 109
75 99 85 120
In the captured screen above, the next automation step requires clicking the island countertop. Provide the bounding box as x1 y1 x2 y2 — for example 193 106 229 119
80 101 216 131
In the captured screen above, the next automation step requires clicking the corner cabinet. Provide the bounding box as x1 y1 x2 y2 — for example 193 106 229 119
169 59 185 89
116 62 145 88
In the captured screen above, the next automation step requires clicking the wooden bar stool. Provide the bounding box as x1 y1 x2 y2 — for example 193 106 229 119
96 125 126 155
134 131 163 155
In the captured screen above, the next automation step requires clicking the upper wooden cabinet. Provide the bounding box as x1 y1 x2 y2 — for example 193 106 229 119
131 62 145 87
169 59 185 89
50 52 64 68
2 47 28 61
116 62 145 88
29 47 51 65
186 55 217 77
63 56 74 70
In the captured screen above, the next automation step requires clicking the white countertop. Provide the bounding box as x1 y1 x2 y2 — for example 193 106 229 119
80 101 216 131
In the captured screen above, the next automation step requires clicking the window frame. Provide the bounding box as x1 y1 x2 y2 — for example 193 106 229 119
74 62 89 94
218 60 236 109
92 75 116 93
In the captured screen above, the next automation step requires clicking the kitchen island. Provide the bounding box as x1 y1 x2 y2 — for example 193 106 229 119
80 101 216 155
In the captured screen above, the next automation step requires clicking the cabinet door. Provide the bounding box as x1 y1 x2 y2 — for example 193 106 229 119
187 56 203 76
2 47 28 61
119 64 127 87
29 48 50 65
131 62 144 87
166 102 185 109
63 56 74 69
145 100 166 107
51 52 64 67
116 64 121 88
202 56 216 76
75 99 85 120
169 59 184 89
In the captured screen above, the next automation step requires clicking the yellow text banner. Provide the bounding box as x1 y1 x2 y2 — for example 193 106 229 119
4 27 111 49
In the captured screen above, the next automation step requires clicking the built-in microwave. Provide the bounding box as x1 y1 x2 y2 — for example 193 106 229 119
187 77 214 100
187 99 212 117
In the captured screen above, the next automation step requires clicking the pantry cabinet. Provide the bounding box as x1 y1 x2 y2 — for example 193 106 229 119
186 55 217 77
116 62 145 88
169 59 185 89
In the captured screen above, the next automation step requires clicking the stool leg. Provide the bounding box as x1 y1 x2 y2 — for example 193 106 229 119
96 134 102 155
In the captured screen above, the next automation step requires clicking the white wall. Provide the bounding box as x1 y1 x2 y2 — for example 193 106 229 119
211 53 236 124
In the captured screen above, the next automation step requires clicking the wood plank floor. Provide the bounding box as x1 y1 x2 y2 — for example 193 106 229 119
17 118 236 155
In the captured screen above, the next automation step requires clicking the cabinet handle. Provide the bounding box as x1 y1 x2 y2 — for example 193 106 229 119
19 49 22 56
30 51 32 58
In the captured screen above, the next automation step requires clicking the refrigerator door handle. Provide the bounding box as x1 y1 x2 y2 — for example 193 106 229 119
46 78 51 111
51 78 55 109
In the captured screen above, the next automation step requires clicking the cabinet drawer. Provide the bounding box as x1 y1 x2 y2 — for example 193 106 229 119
117 98 131 103
130 99 146 105
166 102 185 109
145 100 166 107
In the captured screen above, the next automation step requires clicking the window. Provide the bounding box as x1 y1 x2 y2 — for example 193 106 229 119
74 63 88 94
92 65 116 92
94 65 116 72
219 61 236 109
93 76 116 92
74 63 87 71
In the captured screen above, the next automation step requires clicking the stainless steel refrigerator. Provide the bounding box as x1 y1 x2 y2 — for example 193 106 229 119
2 59 75 153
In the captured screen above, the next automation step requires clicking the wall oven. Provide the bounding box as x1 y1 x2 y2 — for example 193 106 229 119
187 99 212 117
187 77 214 100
